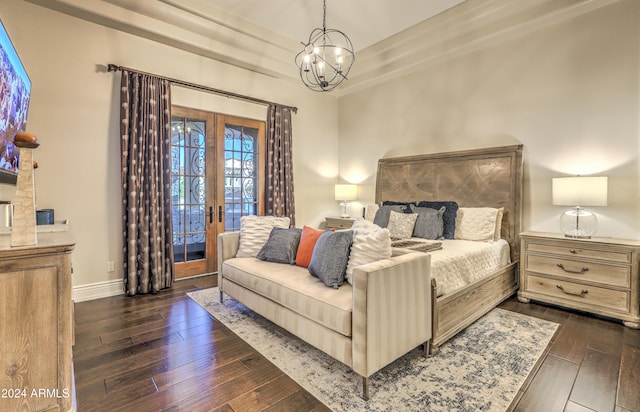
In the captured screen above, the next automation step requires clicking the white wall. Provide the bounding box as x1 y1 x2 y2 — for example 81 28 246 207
1 0 340 289
338 0 640 239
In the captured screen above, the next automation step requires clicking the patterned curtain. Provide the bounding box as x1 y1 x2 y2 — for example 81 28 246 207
265 104 295 225
120 71 174 296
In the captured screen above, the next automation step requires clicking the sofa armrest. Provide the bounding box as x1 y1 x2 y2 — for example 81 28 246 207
217 232 240 276
350 252 431 379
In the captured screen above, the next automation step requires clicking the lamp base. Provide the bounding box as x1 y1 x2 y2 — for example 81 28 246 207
339 201 350 218
559 207 597 239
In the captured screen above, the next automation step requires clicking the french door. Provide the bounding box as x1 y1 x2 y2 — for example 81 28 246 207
170 107 265 279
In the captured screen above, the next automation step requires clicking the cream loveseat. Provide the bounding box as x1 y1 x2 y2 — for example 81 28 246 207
217 230 432 400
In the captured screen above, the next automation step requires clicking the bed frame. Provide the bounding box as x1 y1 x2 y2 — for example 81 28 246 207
375 144 524 354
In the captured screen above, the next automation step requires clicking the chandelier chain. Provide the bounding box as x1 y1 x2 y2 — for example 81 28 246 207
323 0 327 32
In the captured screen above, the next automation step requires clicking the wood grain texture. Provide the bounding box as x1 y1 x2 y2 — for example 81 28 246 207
72 275 640 412
0 232 75 412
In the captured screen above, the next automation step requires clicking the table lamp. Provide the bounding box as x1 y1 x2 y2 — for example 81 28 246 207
334 184 357 218
552 176 607 239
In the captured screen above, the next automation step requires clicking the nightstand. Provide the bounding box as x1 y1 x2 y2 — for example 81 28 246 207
325 216 355 230
518 231 640 328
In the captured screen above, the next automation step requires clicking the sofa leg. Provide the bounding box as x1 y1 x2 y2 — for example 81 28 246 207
362 376 369 401
423 340 431 358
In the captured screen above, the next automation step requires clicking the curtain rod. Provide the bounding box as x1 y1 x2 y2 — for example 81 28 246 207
107 64 298 114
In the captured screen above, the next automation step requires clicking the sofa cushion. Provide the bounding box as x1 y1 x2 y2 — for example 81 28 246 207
257 227 302 264
308 230 354 289
236 215 290 258
295 226 327 268
345 219 392 285
222 258 353 336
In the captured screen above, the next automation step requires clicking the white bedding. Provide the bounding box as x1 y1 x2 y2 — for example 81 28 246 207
400 238 511 297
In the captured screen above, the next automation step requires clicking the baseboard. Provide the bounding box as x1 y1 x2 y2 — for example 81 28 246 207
73 279 124 302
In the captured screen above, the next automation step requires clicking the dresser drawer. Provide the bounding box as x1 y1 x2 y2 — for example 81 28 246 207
525 254 630 288
525 274 629 313
526 242 631 264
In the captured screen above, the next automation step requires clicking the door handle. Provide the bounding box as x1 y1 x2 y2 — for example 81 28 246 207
218 205 223 223
209 206 214 224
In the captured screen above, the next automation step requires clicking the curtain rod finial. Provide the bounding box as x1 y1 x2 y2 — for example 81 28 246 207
107 64 119 72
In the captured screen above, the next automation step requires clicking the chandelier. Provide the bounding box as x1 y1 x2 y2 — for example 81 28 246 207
295 0 355 92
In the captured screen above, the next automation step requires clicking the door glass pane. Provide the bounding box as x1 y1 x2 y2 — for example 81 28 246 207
224 124 259 231
171 117 207 262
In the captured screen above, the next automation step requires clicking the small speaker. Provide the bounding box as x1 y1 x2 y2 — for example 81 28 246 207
36 209 54 225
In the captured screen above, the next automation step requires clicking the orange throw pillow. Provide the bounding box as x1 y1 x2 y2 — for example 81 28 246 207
295 226 326 268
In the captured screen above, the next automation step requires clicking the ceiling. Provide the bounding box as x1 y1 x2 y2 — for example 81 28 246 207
25 0 611 94
198 0 467 52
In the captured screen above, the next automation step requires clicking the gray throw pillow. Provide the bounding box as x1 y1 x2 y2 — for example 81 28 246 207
416 201 459 239
411 205 446 239
373 205 405 228
256 227 302 264
308 230 354 288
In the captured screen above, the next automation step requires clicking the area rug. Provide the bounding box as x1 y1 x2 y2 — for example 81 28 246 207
188 287 558 411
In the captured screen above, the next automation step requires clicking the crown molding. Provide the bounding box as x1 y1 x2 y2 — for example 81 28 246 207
25 0 301 80
334 0 622 96
25 0 622 96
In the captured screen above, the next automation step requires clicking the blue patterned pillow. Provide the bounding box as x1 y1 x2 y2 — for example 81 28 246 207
416 201 459 239
256 227 302 264
308 230 354 288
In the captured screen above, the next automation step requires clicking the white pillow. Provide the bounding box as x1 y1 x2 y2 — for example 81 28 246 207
345 218 392 284
494 207 504 240
236 215 291 257
387 210 418 240
364 204 379 222
454 207 502 242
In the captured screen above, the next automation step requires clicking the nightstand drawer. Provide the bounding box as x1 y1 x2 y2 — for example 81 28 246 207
525 255 630 288
326 217 355 229
526 274 629 313
526 242 631 264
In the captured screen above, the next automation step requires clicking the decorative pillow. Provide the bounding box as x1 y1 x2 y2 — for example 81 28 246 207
236 215 291 258
295 226 327 268
410 205 445 240
345 219 392 284
387 210 418 240
308 230 354 289
494 207 504 240
373 205 405 228
416 201 459 239
364 204 379 222
256 227 302 264
382 200 415 212
454 207 502 242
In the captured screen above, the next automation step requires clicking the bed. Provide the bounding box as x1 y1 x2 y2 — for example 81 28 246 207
375 144 524 354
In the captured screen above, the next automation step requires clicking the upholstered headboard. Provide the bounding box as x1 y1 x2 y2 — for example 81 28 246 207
375 145 524 262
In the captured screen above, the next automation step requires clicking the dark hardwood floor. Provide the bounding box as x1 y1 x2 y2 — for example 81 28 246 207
73 275 640 412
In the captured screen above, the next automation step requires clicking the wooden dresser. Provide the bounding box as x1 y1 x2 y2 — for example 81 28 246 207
0 230 76 411
518 231 640 328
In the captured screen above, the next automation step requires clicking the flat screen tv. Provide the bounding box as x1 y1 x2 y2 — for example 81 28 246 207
0 19 31 185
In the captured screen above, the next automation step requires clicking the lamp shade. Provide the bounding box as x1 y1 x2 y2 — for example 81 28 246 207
334 184 357 201
552 176 608 207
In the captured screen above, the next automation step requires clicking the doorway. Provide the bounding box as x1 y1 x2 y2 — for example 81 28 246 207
170 107 265 279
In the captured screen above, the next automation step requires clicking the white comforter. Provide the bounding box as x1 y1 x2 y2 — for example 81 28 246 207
428 239 511 297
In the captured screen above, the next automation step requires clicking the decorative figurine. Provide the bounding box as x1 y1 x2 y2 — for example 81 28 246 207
11 131 39 247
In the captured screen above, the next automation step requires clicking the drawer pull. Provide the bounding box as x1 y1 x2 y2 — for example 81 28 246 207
569 249 577 254
556 284 588 297
556 263 589 274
